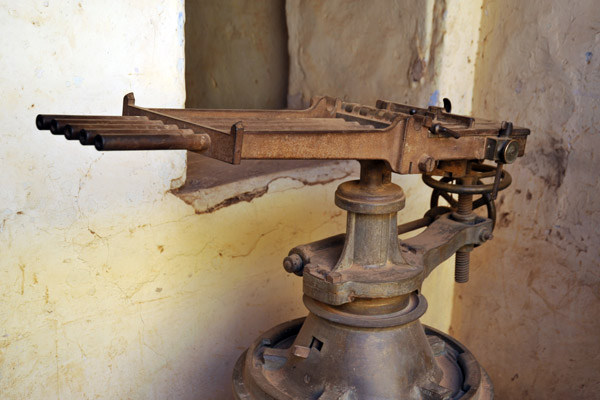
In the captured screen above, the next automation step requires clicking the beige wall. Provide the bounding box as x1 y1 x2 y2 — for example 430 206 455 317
0 1 349 399
185 0 288 109
451 1 600 399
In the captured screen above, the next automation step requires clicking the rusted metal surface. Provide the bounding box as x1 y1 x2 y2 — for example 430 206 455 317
77 125 182 144
233 318 493 400
293 211 492 305
94 132 208 151
233 159 501 399
36 93 529 399
35 114 147 130
37 92 528 173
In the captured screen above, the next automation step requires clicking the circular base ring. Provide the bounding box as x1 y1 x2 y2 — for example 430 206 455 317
232 317 493 400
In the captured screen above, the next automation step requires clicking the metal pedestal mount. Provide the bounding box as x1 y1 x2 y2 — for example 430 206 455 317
232 160 496 400
37 94 529 399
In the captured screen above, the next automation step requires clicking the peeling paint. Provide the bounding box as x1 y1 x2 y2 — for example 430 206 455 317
190 170 354 215
196 185 269 215
174 158 357 215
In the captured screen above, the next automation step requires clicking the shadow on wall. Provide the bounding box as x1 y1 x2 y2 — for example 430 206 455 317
79 179 345 399
185 0 289 110
450 1 600 399
284 0 445 110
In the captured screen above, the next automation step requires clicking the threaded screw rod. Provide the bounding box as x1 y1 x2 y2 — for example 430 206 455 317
454 173 475 283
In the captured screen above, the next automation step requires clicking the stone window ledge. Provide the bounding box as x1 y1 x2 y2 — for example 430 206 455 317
172 152 358 214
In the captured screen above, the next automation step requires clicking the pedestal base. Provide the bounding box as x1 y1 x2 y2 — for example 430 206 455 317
233 317 493 400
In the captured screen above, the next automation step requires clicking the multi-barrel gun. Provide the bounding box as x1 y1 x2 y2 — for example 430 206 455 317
37 93 529 399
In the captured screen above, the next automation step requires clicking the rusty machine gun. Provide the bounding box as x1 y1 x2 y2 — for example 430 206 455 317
37 93 529 399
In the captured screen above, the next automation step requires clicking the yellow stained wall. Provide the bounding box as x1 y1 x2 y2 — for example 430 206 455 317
0 1 349 399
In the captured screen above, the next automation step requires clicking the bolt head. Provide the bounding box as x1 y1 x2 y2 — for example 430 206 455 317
283 253 304 275
501 140 519 164
479 229 493 242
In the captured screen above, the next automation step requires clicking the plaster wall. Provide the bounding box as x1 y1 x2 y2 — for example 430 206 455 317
185 0 288 109
451 1 600 398
0 1 350 398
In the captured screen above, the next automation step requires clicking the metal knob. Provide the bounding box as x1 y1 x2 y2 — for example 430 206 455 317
283 254 304 275
500 140 519 164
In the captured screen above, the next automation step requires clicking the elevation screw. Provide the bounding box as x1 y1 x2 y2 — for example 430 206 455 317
455 251 471 283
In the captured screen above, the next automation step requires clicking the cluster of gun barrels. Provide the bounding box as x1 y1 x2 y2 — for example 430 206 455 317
36 114 210 152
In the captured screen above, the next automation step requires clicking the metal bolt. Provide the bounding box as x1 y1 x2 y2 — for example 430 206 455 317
430 123 460 138
499 121 513 137
500 140 519 164
283 253 304 275
292 345 311 359
479 229 492 243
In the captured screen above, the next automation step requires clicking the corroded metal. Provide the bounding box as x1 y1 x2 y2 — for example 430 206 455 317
37 92 529 171
233 318 493 400
234 160 498 399
35 93 530 399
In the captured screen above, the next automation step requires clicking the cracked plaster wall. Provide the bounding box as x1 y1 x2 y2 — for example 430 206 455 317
0 1 347 399
450 1 600 398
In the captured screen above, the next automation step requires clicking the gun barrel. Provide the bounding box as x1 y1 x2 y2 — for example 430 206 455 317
78 125 181 144
95 132 210 152
36 114 148 131
51 118 161 135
